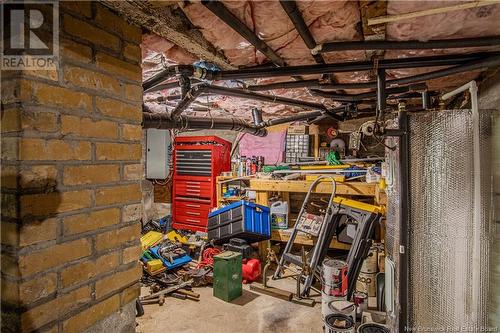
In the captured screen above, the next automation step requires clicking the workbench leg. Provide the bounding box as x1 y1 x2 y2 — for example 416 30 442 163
216 177 222 208
256 191 270 260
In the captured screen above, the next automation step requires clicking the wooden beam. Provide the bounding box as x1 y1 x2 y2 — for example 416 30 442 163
100 0 236 70
249 179 377 197
368 1 498 26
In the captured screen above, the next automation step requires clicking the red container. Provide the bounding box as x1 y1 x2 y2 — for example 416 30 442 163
172 136 231 232
242 258 261 284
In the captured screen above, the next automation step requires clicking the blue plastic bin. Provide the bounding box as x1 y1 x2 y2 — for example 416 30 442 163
208 201 271 243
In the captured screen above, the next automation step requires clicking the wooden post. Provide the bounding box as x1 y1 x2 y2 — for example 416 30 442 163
255 191 270 259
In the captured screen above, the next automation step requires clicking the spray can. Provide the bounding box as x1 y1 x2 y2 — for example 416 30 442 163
251 156 257 174
239 156 246 177
246 157 252 176
257 156 264 172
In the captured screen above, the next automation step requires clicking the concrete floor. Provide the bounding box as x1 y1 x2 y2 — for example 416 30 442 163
137 279 323 333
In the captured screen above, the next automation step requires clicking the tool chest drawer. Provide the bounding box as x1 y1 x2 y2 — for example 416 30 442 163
175 150 212 176
174 199 211 218
174 180 212 198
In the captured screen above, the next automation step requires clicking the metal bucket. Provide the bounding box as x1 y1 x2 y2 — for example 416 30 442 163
324 314 355 333
356 271 376 297
353 291 368 318
360 246 378 273
322 259 348 297
328 300 356 321
357 323 390 333
322 292 344 318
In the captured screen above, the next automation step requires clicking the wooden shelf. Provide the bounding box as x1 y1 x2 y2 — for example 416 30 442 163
271 229 351 251
249 179 378 197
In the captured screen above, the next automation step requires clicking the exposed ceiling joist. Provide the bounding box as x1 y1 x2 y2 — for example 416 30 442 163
367 1 498 26
100 0 236 70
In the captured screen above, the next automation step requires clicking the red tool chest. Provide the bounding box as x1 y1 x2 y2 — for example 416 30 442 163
172 136 231 232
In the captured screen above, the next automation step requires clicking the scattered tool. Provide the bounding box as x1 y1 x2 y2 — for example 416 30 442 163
140 280 193 301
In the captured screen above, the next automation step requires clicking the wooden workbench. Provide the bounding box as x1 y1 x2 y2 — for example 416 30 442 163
216 176 386 256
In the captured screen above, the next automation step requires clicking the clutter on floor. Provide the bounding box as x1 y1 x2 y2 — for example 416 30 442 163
140 122 392 332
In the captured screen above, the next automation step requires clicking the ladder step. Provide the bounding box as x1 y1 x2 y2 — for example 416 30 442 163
282 253 303 267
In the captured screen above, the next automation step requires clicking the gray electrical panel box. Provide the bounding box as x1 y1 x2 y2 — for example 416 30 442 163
146 129 170 179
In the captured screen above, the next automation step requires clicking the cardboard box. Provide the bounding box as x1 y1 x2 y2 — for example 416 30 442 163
288 124 309 135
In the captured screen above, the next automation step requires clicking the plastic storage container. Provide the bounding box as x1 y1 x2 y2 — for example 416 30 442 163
208 201 271 243
270 201 288 229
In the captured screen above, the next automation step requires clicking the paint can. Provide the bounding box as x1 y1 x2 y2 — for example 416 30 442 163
357 323 390 333
322 259 348 297
352 291 368 318
328 300 356 322
322 293 344 318
324 314 355 333
356 272 377 297
360 246 378 273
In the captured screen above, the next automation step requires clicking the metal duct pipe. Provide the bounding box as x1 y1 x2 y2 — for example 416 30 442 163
252 108 263 126
280 0 325 64
313 36 500 54
202 0 285 67
248 80 375 91
143 112 268 137
262 110 323 127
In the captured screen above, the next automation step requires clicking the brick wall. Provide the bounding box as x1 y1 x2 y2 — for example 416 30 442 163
1 2 143 332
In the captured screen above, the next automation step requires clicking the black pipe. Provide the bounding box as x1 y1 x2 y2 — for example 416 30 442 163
202 0 285 67
202 84 330 112
209 52 492 80
310 83 426 102
422 91 430 109
387 54 500 86
179 75 190 98
143 112 268 137
144 81 180 93
245 53 500 91
170 85 204 118
377 68 386 116
280 0 325 64
314 36 500 54
142 65 194 91
263 110 323 127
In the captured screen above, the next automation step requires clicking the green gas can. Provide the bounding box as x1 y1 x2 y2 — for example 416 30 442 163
213 251 242 302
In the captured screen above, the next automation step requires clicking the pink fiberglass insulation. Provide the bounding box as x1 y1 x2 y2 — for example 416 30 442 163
141 1 500 119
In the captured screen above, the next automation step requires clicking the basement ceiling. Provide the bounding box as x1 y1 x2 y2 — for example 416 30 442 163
108 1 500 120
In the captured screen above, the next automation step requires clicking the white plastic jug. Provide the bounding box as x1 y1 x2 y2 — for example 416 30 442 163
270 201 288 229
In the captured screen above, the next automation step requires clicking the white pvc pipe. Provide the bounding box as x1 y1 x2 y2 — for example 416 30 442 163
442 80 481 323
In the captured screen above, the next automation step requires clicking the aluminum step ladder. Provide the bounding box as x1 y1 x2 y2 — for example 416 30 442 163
272 176 339 297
